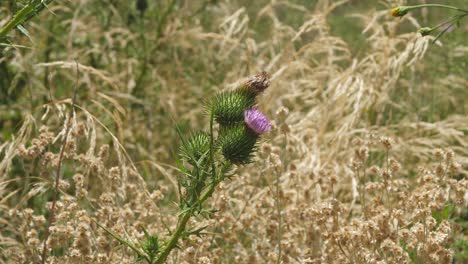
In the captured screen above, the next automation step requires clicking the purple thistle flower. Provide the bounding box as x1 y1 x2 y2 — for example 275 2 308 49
244 107 271 134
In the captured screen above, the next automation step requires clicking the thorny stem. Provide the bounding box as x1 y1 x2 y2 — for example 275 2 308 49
155 210 192 264
155 181 218 264
41 61 78 263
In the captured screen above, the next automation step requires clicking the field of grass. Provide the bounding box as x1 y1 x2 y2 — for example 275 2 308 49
0 0 467 263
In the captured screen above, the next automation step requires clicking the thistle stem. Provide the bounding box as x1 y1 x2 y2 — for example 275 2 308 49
155 181 218 263
154 210 191 264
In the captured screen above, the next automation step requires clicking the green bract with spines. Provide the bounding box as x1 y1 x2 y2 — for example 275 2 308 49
210 88 256 126
141 231 160 262
217 124 259 164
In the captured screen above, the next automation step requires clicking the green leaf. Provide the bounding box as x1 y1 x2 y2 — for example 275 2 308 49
400 240 420 263
441 203 455 220
140 230 160 259
16 24 33 43
432 202 455 225
183 225 208 238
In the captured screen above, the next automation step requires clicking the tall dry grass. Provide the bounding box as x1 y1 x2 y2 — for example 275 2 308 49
0 0 467 263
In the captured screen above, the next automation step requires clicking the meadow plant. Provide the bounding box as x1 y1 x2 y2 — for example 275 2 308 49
96 72 272 263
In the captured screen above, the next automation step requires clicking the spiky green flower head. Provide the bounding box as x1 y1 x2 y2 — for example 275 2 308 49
180 131 211 165
218 124 258 164
210 71 270 126
218 108 271 164
210 89 256 126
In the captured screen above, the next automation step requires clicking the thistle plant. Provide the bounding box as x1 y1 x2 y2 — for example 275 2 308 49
97 72 271 263
390 4 468 43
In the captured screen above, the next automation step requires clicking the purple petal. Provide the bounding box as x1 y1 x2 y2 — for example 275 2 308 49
244 107 271 134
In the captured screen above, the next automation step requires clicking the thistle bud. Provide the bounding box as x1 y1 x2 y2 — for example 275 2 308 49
210 89 256 126
217 124 258 164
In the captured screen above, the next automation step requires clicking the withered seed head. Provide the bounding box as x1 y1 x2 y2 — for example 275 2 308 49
245 71 270 94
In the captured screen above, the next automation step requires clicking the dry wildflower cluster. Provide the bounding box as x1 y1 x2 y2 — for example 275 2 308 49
0 0 467 263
